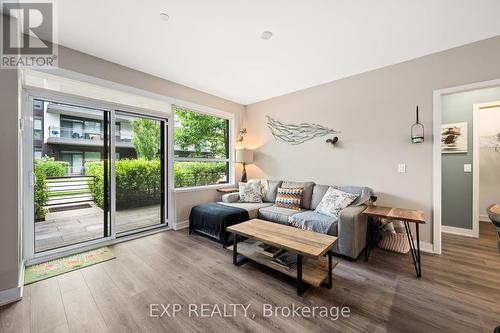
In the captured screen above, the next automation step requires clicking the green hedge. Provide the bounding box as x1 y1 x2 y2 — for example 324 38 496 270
86 160 227 209
36 156 68 177
34 159 49 221
174 162 227 188
86 159 161 210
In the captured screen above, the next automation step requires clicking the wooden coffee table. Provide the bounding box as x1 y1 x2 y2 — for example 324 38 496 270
227 219 338 296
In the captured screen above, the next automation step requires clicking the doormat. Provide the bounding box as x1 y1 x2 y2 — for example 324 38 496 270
48 203 92 213
24 247 115 285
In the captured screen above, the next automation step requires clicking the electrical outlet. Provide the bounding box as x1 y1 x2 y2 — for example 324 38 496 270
398 163 406 173
464 164 472 172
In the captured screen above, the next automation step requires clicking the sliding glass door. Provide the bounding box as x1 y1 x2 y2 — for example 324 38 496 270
114 111 166 234
32 99 110 253
29 97 167 255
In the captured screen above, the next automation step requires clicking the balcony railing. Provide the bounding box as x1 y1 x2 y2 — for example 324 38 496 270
48 127 132 143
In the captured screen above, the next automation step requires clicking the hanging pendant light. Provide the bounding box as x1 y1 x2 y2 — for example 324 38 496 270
411 106 424 143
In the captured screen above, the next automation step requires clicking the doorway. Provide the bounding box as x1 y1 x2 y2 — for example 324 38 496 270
433 79 500 254
23 94 169 260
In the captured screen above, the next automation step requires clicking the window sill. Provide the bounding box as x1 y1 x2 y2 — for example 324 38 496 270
173 183 237 193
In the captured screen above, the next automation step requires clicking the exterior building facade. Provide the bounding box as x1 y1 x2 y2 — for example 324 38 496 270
34 100 137 175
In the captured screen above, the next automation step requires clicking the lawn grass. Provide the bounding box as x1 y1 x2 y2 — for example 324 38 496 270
48 189 91 197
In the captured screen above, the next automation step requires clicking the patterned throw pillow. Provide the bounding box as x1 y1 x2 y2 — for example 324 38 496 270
239 182 263 203
274 187 304 210
314 187 358 218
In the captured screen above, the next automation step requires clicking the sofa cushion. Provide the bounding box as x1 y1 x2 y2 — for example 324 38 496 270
281 181 315 209
274 187 303 210
288 210 338 235
238 182 263 203
219 202 273 219
314 187 358 219
336 186 374 206
311 184 330 210
258 206 302 224
311 184 374 210
263 180 283 203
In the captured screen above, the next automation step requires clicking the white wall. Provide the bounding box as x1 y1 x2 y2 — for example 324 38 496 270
44 110 60 141
479 106 500 220
245 36 500 245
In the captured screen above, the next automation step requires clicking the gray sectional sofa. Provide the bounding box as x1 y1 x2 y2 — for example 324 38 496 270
220 180 374 260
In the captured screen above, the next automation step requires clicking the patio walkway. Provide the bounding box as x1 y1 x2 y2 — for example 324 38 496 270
35 203 161 252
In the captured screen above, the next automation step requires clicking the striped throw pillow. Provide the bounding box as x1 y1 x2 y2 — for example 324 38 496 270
274 187 304 210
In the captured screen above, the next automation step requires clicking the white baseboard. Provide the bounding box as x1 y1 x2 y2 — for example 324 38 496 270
414 241 434 254
173 220 189 231
0 263 25 306
479 214 490 222
442 225 474 237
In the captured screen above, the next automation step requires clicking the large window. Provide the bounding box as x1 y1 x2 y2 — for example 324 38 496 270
34 116 43 140
173 106 231 188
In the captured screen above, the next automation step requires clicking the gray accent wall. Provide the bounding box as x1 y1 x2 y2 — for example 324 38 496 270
441 87 500 229
0 69 21 296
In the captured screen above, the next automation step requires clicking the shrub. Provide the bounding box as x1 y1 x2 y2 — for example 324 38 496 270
85 160 106 208
86 159 161 210
36 156 68 177
174 162 227 188
34 159 49 221
85 160 227 209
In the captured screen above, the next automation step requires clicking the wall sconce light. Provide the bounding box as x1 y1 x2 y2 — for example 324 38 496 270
411 106 424 143
236 128 247 142
326 136 339 147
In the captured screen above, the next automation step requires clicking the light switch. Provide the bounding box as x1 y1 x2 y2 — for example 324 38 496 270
464 164 472 172
398 163 406 173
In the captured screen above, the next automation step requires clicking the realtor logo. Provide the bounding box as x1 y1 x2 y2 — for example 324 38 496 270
1 0 58 68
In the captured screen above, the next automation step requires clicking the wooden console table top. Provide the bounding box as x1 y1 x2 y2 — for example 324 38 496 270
363 206 425 224
216 187 239 193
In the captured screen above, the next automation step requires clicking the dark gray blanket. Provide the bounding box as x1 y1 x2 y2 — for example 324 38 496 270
189 203 249 246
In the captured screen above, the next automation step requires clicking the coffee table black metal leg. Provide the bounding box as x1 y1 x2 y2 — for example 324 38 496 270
327 250 332 289
404 221 422 278
232 233 238 265
296 254 308 296
232 234 249 267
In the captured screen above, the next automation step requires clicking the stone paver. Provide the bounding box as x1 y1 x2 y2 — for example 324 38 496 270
35 203 161 252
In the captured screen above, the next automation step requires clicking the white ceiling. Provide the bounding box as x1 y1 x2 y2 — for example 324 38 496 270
56 0 500 105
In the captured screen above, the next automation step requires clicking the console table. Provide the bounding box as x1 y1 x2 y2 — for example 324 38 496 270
362 206 425 278
216 187 239 194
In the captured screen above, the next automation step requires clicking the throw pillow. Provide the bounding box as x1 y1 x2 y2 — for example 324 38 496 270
314 187 358 218
239 182 263 203
274 187 304 210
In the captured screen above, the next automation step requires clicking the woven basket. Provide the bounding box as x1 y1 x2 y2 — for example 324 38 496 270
378 231 410 254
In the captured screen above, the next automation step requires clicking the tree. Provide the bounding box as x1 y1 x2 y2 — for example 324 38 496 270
132 119 161 160
174 108 228 158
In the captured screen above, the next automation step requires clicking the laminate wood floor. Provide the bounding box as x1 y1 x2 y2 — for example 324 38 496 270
1 222 499 333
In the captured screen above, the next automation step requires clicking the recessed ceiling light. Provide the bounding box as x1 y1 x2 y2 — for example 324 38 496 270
261 31 273 40
160 13 170 21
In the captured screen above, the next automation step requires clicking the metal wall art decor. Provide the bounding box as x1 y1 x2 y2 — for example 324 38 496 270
266 116 339 145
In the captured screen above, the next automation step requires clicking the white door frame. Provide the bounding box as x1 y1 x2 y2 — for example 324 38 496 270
433 78 500 254
22 89 172 263
473 100 500 234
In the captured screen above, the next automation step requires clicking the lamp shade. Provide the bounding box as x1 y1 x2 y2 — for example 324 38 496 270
235 149 253 164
